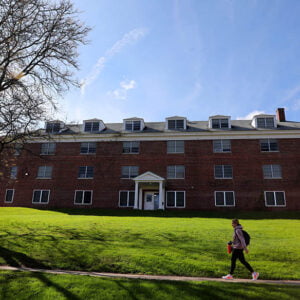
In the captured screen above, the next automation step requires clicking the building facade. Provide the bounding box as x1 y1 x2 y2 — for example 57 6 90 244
1 108 300 210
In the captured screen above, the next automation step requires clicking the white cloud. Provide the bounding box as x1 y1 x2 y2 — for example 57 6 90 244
120 80 136 90
108 79 137 100
237 110 265 120
292 99 300 111
80 28 147 95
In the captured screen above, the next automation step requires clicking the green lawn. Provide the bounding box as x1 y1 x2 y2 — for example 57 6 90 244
1 270 300 300
0 208 299 281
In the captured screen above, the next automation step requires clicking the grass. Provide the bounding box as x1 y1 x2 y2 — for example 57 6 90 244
0 208 299 281
1 270 300 300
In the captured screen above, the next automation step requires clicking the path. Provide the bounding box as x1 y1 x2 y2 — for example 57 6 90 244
1 266 300 286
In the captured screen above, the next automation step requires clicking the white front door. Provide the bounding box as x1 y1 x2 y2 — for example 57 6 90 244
144 192 159 210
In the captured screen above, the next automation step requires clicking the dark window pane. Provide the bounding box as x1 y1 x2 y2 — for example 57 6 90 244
41 191 49 203
275 192 285 206
75 191 83 204
5 190 14 202
220 119 229 128
83 191 92 204
215 192 224 205
128 192 135 206
120 192 128 206
212 119 220 128
167 192 175 207
176 192 185 207
168 120 176 129
33 191 41 203
225 192 234 206
269 140 278 151
266 192 275 206
214 165 223 178
224 165 232 178
86 167 94 178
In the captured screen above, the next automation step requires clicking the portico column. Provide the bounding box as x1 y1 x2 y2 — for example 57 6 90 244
134 181 139 209
158 181 165 210
138 187 143 210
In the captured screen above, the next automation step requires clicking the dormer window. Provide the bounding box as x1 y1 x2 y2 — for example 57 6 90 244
209 116 231 129
251 115 276 128
123 118 144 132
166 117 187 130
46 121 63 133
83 119 105 133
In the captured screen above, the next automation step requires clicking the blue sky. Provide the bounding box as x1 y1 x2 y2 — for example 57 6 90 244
59 0 300 123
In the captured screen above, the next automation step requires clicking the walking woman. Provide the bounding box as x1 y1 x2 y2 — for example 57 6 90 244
222 219 259 280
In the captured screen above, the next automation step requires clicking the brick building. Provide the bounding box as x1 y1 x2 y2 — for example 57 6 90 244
1 108 300 210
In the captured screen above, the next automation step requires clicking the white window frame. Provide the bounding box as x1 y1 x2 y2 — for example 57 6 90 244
78 166 94 179
166 191 186 208
80 142 97 154
121 166 139 179
84 121 100 132
74 190 93 205
262 165 282 179
256 117 275 128
264 191 286 207
37 166 53 179
214 165 233 179
122 141 140 154
167 165 185 179
213 140 231 153
260 139 279 152
41 143 56 155
32 190 50 204
214 191 235 207
125 120 142 131
167 140 184 153
10 166 18 179
119 191 135 207
5 189 15 203
46 122 61 133
167 119 186 130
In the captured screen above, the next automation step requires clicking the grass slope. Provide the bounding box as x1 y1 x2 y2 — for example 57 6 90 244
0 208 299 280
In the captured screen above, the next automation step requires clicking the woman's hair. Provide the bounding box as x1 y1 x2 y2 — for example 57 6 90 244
232 218 240 225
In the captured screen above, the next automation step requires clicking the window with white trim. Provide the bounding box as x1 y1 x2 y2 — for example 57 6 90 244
125 120 141 131
78 166 94 179
264 191 286 207
212 119 229 129
84 122 100 132
167 141 184 153
10 166 18 179
32 190 50 204
121 166 139 178
215 191 235 206
166 191 185 208
74 190 92 205
260 139 278 152
213 140 231 153
119 191 135 207
123 141 140 154
263 165 282 179
214 165 232 179
167 165 185 179
80 142 96 154
41 143 56 155
37 166 53 178
167 119 185 130
256 117 275 128
46 122 61 133
5 189 14 203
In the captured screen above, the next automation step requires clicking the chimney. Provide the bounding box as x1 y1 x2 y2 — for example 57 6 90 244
276 108 286 122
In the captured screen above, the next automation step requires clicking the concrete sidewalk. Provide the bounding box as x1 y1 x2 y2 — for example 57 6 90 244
1 265 300 286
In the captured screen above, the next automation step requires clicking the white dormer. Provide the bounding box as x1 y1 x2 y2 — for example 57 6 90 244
165 116 187 130
83 119 106 133
45 120 65 133
123 117 145 132
209 115 231 129
251 114 277 128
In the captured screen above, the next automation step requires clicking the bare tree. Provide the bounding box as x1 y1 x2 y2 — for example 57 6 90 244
0 0 90 153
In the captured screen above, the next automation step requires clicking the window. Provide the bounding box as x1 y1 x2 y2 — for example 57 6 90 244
119 191 135 207
123 141 140 154
260 139 278 152
10 166 18 179
125 120 141 131
166 191 185 208
37 166 53 178
74 190 92 205
167 141 184 153
215 191 235 206
214 165 233 179
121 166 139 178
167 119 185 130
256 117 275 128
212 119 229 129
213 140 231 153
84 122 100 132
46 122 60 133
263 165 282 179
14 143 22 156
78 166 94 179
41 143 56 155
167 165 185 179
80 142 96 154
32 190 50 204
5 189 14 203
265 191 286 207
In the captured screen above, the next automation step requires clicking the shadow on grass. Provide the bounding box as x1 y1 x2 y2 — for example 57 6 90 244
0 246 80 300
37 208 300 219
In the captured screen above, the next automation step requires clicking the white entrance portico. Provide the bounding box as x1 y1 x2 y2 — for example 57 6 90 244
133 172 165 210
